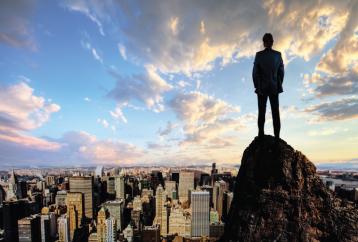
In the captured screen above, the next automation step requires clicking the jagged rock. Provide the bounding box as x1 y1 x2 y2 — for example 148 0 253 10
221 135 358 242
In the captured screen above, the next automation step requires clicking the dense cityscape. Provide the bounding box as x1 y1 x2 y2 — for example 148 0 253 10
0 163 356 242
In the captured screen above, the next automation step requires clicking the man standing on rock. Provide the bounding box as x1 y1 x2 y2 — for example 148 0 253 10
253 33 284 140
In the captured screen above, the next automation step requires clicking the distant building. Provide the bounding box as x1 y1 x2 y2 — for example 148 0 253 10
106 177 116 195
179 172 194 203
7 170 18 200
69 176 94 219
191 191 210 237
171 172 180 184
95 166 104 178
16 181 27 199
18 214 41 242
115 173 125 200
45 176 56 186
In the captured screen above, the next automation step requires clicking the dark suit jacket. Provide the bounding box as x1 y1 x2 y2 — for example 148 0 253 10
252 48 284 95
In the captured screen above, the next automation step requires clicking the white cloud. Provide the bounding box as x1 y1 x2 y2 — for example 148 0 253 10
62 0 106 36
62 0 354 76
110 104 128 123
0 131 145 166
169 91 242 145
0 82 61 150
97 118 110 128
91 48 103 63
84 97 91 102
108 65 173 112
81 40 104 63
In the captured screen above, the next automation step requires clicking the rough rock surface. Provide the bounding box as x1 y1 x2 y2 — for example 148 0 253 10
221 135 358 242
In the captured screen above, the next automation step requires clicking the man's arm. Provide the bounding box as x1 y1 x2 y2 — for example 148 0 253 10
252 53 260 89
278 53 284 85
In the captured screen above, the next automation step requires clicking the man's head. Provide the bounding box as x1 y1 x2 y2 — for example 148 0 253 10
263 33 273 48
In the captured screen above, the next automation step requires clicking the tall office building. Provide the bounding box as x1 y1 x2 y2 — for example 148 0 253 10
97 207 107 242
66 192 84 241
40 208 51 242
7 169 18 200
191 191 210 237
58 215 70 242
45 176 56 186
178 171 194 202
165 181 176 199
18 215 41 242
56 190 67 206
0 185 5 205
213 180 227 220
115 173 125 200
154 185 168 236
69 176 94 219
40 207 57 242
103 200 123 231
169 207 191 237
106 177 116 195
105 217 117 242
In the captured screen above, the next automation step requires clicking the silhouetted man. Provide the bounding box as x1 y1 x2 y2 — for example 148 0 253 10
253 33 284 139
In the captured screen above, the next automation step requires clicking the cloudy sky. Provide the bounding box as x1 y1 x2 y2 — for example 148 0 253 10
0 0 357 167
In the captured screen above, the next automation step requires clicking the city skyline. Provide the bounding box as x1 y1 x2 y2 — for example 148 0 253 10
1 0 357 167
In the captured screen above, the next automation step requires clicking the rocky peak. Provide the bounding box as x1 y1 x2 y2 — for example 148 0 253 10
221 135 358 242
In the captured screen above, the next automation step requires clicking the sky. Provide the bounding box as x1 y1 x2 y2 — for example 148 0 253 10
0 0 357 167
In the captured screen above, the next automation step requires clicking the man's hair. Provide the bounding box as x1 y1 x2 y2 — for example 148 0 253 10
263 33 273 47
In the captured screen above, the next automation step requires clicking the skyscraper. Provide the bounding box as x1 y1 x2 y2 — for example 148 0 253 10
214 180 227 220
103 200 123 231
40 207 57 242
58 215 70 242
106 176 116 195
115 173 125 200
165 181 176 199
154 185 167 236
18 215 41 242
105 217 117 242
191 191 210 237
178 171 194 202
69 176 94 219
7 169 17 200
97 207 107 242
66 192 84 241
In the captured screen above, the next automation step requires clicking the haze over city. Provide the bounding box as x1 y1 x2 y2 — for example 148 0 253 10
1 0 357 168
